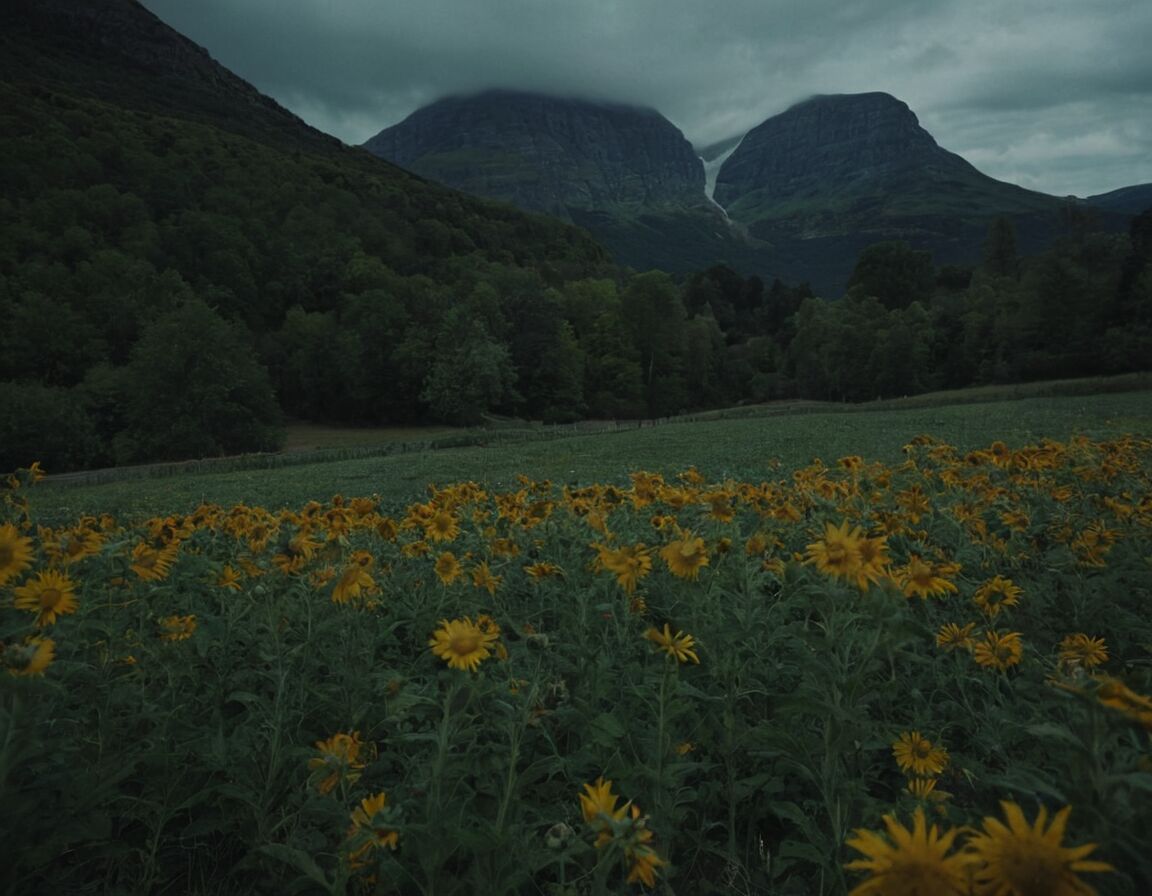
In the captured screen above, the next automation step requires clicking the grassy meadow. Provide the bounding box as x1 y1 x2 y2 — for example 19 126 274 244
3 389 1152 894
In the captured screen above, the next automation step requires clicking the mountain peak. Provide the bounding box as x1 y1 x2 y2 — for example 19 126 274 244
363 89 707 217
714 91 951 214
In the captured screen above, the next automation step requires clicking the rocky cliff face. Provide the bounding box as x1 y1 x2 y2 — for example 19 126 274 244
364 90 709 217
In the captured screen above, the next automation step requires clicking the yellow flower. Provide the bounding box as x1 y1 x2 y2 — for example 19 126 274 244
966 802 1113 896
375 517 399 541
13 569 79 627
1094 678 1152 731
470 560 502 595
906 777 940 800
596 543 652 595
973 576 1023 617
745 532 770 556
424 509 460 542
434 551 462 585
644 623 700 664
900 556 958 599
844 807 970 896
524 560 563 580
892 731 948 777
489 537 520 558
347 791 399 866
401 539 430 558
216 564 244 591
972 630 1024 671
51 528 104 566
999 508 1031 532
896 485 933 523
1058 634 1108 670
853 534 891 591
936 622 976 651
158 614 197 641
626 844 667 888
804 520 863 583
579 776 627 830
428 616 499 672
308 731 373 795
332 564 375 604
271 530 320 573
702 490 735 522
130 541 180 581
659 534 710 581
2 636 55 677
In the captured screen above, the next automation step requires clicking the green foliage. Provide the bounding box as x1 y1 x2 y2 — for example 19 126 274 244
122 300 283 460
847 241 935 310
420 308 520 425
0 382 99 471
982 216 1019 279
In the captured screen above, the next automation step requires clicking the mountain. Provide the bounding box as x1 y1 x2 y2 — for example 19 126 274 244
712 92 1109 289
363 90 779 278
715 92 1059 222
365 90 709 217
366 89 1133 293
1084 184 1152 216
2 0 342 154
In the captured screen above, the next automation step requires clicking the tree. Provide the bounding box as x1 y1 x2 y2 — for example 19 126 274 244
982 217 1019 279
0 382 99 472
847 242 935 310
122 299 282 460
419 307 518 425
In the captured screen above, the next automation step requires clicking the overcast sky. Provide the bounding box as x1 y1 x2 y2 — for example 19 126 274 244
141 0 1151 198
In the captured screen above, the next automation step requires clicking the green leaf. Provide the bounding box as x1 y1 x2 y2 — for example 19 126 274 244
254 844 330 890
588 712 625 748
1023 723 1084 749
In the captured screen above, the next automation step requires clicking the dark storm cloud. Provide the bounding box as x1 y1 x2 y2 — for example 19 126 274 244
141 0 1151 197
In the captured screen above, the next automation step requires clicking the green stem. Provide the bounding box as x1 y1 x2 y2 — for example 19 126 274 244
0 692 20 801
494 721 521 833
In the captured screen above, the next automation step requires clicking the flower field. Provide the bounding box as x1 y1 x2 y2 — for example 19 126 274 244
2 434 1152 894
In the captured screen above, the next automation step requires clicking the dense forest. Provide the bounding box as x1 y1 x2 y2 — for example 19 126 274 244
1 75 1150 472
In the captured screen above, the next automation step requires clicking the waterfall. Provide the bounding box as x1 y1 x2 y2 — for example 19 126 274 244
699 133 745 219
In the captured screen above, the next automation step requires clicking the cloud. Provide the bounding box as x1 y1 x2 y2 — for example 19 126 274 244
141 0 1152 196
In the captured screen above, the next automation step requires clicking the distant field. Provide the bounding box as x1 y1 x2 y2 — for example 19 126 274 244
32 388 1152 522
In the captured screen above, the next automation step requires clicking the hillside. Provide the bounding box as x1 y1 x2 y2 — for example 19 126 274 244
1086 183 1152 216
0 0 620 471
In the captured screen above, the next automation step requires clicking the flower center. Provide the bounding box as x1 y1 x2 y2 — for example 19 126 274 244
451 634 481 656
40 587 61 609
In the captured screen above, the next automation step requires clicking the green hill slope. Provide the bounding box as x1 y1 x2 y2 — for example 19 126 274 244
0 0 617 470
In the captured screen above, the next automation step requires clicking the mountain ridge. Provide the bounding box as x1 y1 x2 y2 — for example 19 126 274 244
364 89 711 217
